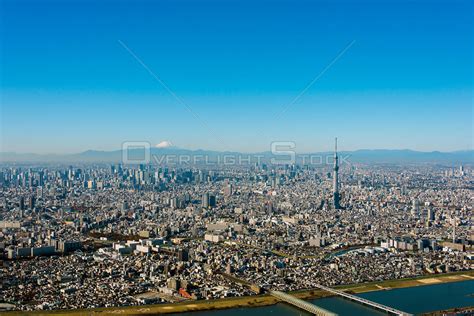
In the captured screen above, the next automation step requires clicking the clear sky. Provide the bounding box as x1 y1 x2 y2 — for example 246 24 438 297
0 0 472 154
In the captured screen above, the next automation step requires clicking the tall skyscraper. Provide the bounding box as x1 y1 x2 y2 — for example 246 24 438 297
19 196 25 211
202 192 216 209
452 215 456 243
202 193 210 209
411 199 419 217
28 195 36 210
428 209 435 221
224 183 233 197
333 137 341 209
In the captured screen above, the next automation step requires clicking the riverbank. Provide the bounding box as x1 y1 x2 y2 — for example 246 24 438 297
4 270 473 315
422 306 474 315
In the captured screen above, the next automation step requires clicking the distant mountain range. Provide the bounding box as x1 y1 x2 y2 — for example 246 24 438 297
0 148 472 164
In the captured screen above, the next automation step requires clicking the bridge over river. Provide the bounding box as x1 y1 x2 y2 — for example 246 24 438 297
219 269 412 315
312 284 412 315
269 290 336 316
268 284 413 315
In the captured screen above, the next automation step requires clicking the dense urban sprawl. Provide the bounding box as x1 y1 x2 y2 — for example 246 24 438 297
0 159 472 311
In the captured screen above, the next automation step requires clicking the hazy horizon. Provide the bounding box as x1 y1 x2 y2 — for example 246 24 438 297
1 143 474 156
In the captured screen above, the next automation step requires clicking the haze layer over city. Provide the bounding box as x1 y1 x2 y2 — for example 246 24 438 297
0 0 472 315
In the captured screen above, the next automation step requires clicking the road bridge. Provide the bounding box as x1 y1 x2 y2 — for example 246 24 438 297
269 290 337 316
313 284 412 315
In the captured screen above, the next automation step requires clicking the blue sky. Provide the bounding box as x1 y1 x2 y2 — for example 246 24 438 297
0 0 472 153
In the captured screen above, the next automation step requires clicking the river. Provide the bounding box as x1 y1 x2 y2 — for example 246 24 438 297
174 280 474 315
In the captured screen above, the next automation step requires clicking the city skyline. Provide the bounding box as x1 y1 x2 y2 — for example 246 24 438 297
1 0 473 154
1 1 473 315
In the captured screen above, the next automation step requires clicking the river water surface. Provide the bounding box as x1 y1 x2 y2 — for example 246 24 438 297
174 280 474 315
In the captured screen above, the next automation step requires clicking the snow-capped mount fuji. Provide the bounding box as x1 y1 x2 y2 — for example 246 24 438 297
155 141 174 149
